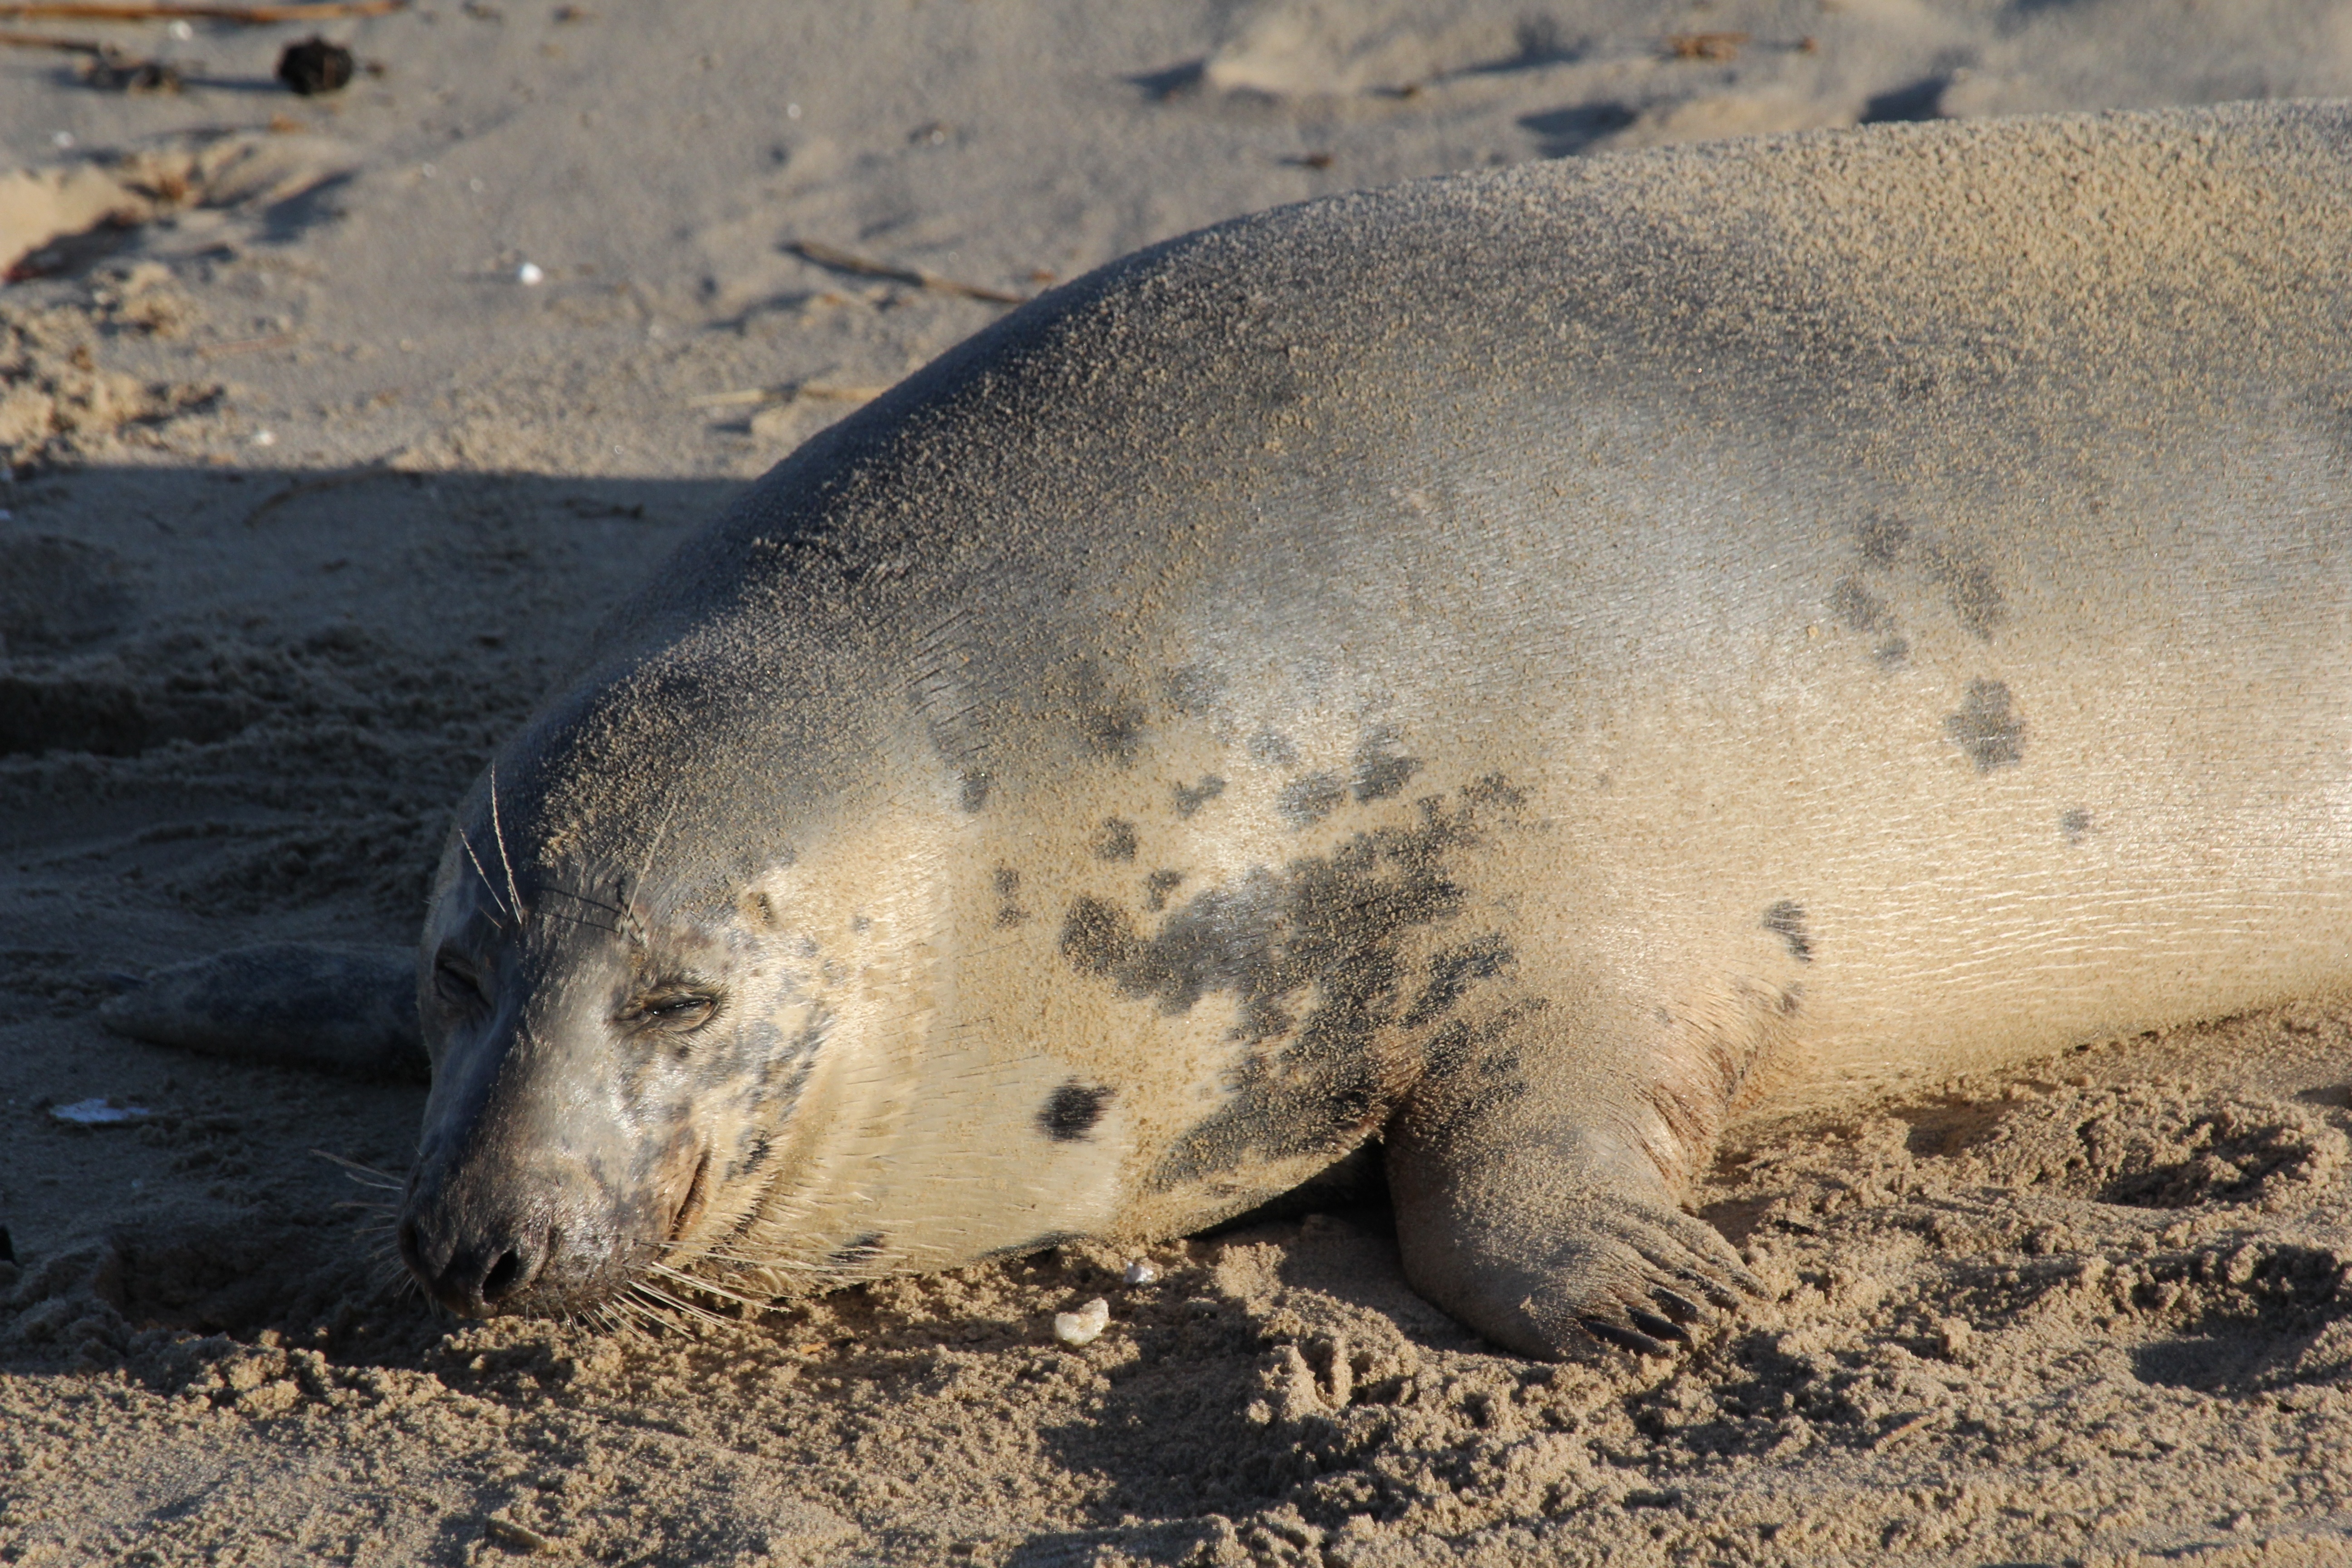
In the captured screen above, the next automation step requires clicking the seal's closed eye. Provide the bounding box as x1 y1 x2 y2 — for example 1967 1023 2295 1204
618 985 722 1034
433 952 490 1014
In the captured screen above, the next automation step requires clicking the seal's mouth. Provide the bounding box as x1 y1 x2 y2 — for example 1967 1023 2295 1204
666 1149 713 1245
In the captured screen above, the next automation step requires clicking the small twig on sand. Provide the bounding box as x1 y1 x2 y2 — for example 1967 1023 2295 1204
1664 30 1748 61
0 25 100 47
686 381 889 411
0 1 402 22
785 239 1026 305
0 30 184 89
242 462 407 526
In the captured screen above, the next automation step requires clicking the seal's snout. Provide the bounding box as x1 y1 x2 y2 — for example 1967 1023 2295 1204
398 1138 637 1317
398 1210 552 1316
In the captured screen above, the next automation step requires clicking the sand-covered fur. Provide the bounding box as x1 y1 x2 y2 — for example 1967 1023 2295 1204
112 103 2352 1370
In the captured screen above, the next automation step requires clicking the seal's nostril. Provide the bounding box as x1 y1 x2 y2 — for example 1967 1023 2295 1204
481 1247 528 1302
475 1225 549 1307
405 1201 562 1315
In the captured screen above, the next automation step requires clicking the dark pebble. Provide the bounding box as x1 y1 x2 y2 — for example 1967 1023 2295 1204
276 36 356 96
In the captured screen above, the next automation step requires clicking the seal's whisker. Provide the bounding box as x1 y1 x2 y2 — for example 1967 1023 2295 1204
534 904 624 938
643 1258 772 1312
627 798 679 923
675 1246 769 1269
312 1148 407 1189
456 829 512 926
653 1234 770 1266
538 882 627 919
488 763 528 920
612 1289 681 1337
615 1286 679 1330
634 1279 729 1328
630 1278 727 1329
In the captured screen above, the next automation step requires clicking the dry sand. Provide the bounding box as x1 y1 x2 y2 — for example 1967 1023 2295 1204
5 3 2352 1563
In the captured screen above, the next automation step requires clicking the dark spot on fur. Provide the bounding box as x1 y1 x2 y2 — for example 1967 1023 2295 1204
1060 895 1139 976
1166 664 1225 716
1249 730 1298 768
1857 514 1910 567
1421 998 1545 1091
1351 730 1420 803
1173 775 1227 818
1083 704 1146 759
1145 869 1184 912
1040 1080 1116 1141
1876 636 1910 666
1092 818 1139 862
959 769 992 812
1462 773 1526 810
1923 541 2008 639
994 866 1028 929
828 1232 886 1269
1279 773 1348 825
1946 679 2024 771
1058 781 1529 1189
1402 933 1515 1027
1830 576 1888 633
762 1010 828 1110
1073 666 1148 761
1762 900 1813 962
2061 807 2092 844
1249 359 1308 412
728 1132 774 1181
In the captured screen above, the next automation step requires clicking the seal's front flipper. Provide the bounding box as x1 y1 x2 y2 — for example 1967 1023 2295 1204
99 942 425 1082
1384 1048 1763 1359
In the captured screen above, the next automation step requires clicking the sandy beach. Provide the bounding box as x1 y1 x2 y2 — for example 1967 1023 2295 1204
6 2 2352 1563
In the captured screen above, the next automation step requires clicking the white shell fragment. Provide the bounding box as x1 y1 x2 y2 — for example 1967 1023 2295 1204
50 1098 153 1126
1052 1297 1110 1347
516 262 545 285
1122 1259 1159 1286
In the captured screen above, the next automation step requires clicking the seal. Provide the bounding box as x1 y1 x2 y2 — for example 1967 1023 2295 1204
107 101 2352 1359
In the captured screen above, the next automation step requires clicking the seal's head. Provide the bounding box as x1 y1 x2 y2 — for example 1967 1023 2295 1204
386 685 896 1322
395 815 795 1318
388 631 1014 1323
